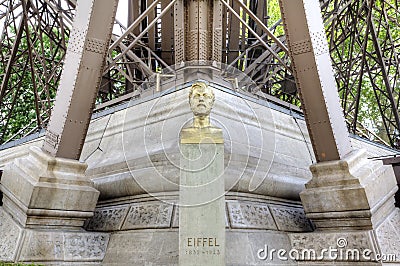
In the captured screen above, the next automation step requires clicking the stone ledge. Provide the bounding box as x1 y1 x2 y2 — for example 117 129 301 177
85 194 313 233
300 149 398 230
0 208 23 262
1 146 99 228
0 207 110 264
289 231 378 262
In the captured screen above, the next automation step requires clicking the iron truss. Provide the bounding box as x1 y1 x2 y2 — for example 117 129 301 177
0 0 399 149
321 0 400 148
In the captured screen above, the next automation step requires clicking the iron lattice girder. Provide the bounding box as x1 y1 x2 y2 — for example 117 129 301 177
42 0 118 159
322 0 400 148
0 0 71 144
279 0 353 162
0 0 399 152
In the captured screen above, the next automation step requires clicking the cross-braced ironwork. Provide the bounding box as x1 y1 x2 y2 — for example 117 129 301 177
0 0 74 144
321 0 400 148
0 0 399 150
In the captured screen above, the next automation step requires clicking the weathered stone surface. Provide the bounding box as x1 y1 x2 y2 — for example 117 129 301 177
389 208 400 229
1 146 99 228
20 231 64 261
86 205 129 231
173 202 230 228
0 208 22 262
172 204 179 228
64 233 109 261
227 201 277 230
230 231 295 265
121 202 173 229
19 230 109 262
270 205 313 232
102 231 178 266
102 230 295 266
300 149 398 230
179 143 225 266
289 231 377 262
376 209 400 262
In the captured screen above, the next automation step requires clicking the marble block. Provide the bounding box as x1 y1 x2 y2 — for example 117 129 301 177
179 143 225 266
300 149 398 230
0 146 99 228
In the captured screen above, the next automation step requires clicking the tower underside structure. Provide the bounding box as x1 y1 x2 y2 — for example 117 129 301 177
0 0 399 149
0 0 399 265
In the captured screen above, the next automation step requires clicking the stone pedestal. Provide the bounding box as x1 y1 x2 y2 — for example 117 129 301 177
0 146 108 264
0 206 109 264
300 149 397 230
179 128 225 266
0 146 99 228
291 149 400 264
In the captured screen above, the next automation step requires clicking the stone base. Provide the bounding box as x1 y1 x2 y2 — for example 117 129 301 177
0 146 99 228
300 149 398 230
294 149 400 264
288 208 400 265
101 229 295 266
375 208 400 263
85 192 313 265
0 207 109 264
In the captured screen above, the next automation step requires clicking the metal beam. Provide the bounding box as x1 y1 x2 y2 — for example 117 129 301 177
212 0 223 62
0 8 25 101
174 0 185 64
42 0 119 159
221 0 290 72
109 0 159 52
278 0 353 162
107 0 176 69
233 0 288 54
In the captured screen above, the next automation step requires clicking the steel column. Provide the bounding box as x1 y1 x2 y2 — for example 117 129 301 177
174 0 185 64
278 0 353 162
42 0 119 159
175 0 220 63
212 0 223 62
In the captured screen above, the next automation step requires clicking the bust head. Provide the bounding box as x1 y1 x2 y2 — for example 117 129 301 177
189 82 215 117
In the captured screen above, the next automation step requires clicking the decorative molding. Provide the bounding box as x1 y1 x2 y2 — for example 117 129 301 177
65 233 109 260
270 205 313 232
227 201 277 230
85 206 129 231
0 209 22 261
19 231 109 261
88 198 310 232
121 202 173 229
289 231 376 261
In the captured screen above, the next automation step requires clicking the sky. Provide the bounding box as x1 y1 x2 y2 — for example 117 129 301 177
116 0 129 28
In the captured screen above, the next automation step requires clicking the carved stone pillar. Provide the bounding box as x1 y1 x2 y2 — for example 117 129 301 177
0 0 118 263
278 0 400 263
